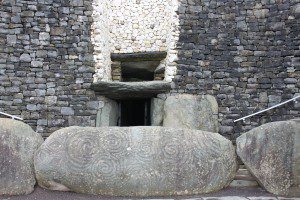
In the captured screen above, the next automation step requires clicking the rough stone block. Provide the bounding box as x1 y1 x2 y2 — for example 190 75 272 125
34 126 237 197
0 118 43 196
163 94 219 133
237 119 300 196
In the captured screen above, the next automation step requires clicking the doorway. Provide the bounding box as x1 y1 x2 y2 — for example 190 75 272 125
119 99 151 126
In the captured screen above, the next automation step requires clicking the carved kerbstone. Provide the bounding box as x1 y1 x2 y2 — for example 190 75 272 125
34 126 237 197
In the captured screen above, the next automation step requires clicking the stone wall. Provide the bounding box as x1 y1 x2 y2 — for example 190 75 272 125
0 0 101 137
91 0 111 82
91 0 180 82
109 0 171 53
0 0 299 138
173 0 300 139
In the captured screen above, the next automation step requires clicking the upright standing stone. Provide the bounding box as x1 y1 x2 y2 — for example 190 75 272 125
0 118 44 196
96 99 118 127
237 119 300 196
150 98 164 126
163 94 219 132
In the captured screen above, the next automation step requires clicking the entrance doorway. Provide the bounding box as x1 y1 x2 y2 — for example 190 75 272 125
119 99 151 126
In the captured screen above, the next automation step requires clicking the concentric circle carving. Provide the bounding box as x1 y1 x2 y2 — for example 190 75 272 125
66 132 99 170
102 131 129 158
159 134 192 167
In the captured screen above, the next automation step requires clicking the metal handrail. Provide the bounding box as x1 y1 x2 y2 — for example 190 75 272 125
0 111 23 121
234 95 300 123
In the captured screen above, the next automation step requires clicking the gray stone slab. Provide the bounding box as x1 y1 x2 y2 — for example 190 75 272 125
163 94 219 133
91 81 171 99
111 51 167 62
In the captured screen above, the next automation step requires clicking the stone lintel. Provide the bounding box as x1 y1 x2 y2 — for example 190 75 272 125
111 51 167 62
91 81 171 99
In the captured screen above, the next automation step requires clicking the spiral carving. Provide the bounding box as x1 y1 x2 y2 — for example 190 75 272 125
92 155 118 181
135 135 157 164
102 131 129 158
34 127 236 196
66 132 99 170
159 135 192 167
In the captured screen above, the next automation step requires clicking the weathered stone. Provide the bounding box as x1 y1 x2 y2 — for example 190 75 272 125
91 81 171 99
237 120 300 196
0 118 43 196
96 99 118 127
163 94 219 133
34 126 237 197
39 32 50 41
50 27 65 36
6 35 16 45
20 53 31 62
61 107 74 116
31 60 43 68
70 0 83 6
111 51 167 62
150 98 164 126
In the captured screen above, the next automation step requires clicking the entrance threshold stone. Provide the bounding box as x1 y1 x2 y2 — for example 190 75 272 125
91 81 171 99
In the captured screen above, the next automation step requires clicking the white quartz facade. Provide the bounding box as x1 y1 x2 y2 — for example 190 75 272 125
91 0 179 82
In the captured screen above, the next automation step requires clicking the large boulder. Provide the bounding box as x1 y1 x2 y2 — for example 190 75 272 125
237 119 300 196
0 118 43 196
34 126 237 197
163 94 219 132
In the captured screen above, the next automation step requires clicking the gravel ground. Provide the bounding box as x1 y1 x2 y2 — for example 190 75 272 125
2 186 299 200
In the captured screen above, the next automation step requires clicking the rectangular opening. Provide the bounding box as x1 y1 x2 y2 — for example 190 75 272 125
111 52 167 82
121 61 160 82
119 98 151 126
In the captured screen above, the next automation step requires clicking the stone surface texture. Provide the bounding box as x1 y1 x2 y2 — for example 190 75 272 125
91 81 171 99
172 1 300 139
0 0 299 138
0 0 103 137
34 126 237 197
236 120 300 196
150 98 165 126
163 94 219 133
92 0 179 82
0 118 43 196
96 98 118 127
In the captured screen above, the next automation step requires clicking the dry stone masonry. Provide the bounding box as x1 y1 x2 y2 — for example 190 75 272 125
91 0 179 82
173 0 300 139
0 0 299 138
0 0 101 137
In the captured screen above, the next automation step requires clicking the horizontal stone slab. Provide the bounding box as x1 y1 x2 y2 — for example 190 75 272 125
34 126 237 197
111 51 167 62
91 81 171 99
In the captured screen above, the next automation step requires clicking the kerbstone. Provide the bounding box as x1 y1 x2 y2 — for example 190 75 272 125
0 118 43 196
34 126 237 197
237 120 300 196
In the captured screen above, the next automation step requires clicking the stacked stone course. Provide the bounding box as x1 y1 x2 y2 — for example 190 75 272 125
0 0 299 138
0 0 100 137
173 0 300 139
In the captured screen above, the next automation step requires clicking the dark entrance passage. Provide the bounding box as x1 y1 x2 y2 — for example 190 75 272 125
120 99 151 126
